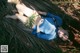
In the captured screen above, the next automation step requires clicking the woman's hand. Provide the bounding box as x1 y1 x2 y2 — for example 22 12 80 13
37 11 47 16
37 19 44 33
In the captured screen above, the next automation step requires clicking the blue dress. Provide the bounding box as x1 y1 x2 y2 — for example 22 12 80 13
32 13 62 40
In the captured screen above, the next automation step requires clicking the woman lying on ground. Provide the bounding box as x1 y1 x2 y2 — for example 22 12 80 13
7 0 69 42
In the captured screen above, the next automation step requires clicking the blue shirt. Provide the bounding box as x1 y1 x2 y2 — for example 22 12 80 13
32 13 62 40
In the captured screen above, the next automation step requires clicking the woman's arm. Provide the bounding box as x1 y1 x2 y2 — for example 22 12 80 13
37 11 47 16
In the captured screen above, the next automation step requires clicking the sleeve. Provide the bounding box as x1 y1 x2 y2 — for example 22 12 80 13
54 15 62 27
46 13 62 27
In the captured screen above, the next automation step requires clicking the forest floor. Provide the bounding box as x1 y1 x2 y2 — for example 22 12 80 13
59 41 80 53
58 3 80 53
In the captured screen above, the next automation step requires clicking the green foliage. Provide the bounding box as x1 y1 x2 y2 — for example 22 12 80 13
25 14 35 28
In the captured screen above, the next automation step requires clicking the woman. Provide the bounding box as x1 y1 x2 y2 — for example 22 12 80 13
7 0 67 41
